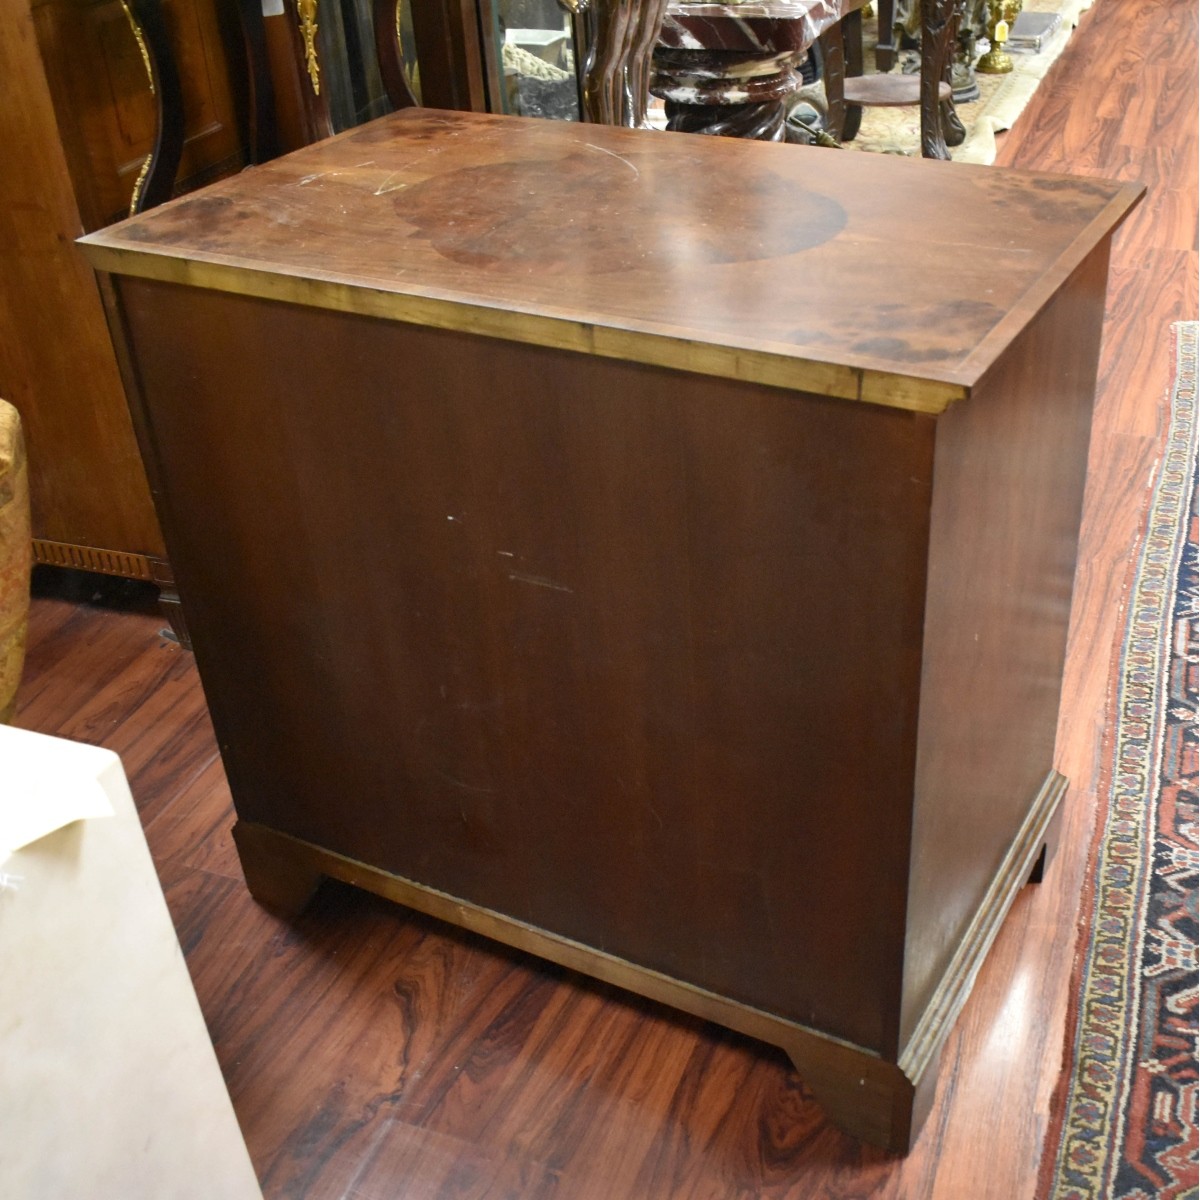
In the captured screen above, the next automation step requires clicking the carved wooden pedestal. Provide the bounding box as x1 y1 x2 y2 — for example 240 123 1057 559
83 109 1141 1152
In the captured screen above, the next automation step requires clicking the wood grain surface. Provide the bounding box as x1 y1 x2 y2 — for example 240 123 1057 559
842 74 952 106
901 239 1111 1047
16 0 1198 1194
80 107 1140 408
0 0 164 558
102 126 1113 1143
115 272 938 1058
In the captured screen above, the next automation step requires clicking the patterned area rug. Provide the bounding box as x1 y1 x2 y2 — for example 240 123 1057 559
1037 322 1199 1200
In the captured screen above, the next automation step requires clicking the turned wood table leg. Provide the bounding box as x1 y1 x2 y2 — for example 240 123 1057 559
875 0 897 71
818 27 848 141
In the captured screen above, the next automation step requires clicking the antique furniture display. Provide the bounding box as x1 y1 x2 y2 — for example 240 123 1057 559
82 109 1141 1151
832 0 964 157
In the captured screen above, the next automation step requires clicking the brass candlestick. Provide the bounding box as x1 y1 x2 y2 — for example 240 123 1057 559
976 0 1022 74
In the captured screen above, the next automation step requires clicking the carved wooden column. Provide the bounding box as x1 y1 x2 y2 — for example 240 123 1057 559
919 0 964 158
573 0 672 127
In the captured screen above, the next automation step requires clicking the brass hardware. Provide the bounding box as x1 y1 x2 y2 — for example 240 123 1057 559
297 0 321 94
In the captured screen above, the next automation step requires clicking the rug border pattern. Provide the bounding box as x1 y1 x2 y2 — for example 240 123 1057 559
1042 320 1198 1200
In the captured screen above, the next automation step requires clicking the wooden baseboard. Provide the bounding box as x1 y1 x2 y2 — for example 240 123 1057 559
33 538 153 581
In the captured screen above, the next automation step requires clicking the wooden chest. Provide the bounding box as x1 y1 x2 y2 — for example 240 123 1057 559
81 109 1141 1151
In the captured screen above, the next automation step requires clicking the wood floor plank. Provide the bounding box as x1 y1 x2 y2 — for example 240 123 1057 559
143 756 241 879
12 1 1197 1195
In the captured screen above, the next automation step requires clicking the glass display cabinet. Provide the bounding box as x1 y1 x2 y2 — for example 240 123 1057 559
479 0 585 120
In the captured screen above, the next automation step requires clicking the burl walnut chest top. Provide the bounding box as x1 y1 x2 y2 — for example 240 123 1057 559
82 108 1141 414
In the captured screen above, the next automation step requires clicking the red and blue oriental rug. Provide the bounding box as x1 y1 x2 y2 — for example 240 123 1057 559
1038 321 1198 1200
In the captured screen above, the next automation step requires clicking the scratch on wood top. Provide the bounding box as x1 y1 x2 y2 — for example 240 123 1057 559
584 143 641 180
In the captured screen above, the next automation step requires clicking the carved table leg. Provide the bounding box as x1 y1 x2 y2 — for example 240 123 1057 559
818 26 848 141
625 0 673 127
940 2 967 146
919 0 961 159
579 0 671 127
581 0 635 123
816 9 864 145
875 0 897 71
842 6 865 141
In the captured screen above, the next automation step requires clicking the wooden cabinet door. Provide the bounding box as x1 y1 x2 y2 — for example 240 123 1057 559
0 0 247 583
32 0 247 229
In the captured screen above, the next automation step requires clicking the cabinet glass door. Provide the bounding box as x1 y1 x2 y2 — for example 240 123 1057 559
480 0 583 120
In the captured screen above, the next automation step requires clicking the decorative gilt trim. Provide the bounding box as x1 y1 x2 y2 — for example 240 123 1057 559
128 154 153 217
119 0 156 215
296 0 321 95
33 538 154 581
119 0 156 94
899 769 1068 1080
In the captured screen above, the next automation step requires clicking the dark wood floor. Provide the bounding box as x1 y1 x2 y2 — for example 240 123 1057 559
14 2 1198 1195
